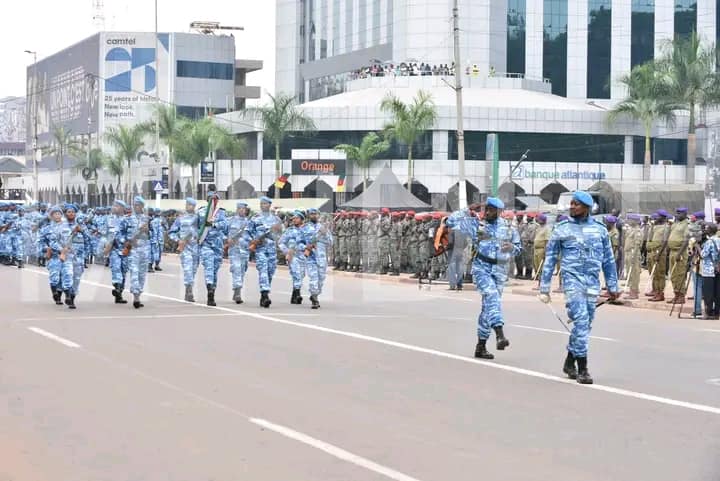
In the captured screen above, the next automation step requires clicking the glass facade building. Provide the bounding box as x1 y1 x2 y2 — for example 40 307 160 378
587 0 612 99
674 0 697 39
543 0 568 97
631 0 654 68
507 0 527 76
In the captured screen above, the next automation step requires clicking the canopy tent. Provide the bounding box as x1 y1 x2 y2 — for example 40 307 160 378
340 165 432 210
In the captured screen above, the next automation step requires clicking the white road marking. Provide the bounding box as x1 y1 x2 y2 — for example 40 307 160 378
699 329 720 333
23 268 720 416
509 324 618 342
27 327 81 348
250 418 422 481
706 378 720 387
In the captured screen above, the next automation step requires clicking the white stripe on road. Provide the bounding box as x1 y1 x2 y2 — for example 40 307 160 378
27 327 81 348
23 268 720 416
509 324 618 342
250 418 422 481
699 329 720 333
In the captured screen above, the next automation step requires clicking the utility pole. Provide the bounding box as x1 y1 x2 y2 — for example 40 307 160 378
154 0 162 197
453 0 467 209
24 50 39 203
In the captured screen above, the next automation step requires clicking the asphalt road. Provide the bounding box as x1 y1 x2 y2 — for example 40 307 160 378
1 256 719 481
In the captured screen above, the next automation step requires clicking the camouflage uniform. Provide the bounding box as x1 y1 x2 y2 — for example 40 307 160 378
622 220 643 297
377 212 392 274
521 220 537 279
389 215 402 275
667 216 689 300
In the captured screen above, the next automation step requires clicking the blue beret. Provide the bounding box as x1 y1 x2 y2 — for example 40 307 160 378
63 203 77 212
572 191 594 207
236 201 248 209
133 195 145 205
185 197 197 206
537 213 547 222
627 214 642 221
676 207 688 213
605 215 617 224
656 209 669 218
486 197 504 209
307 208 319 214
48 205 63 215
650 213 659 220
113 200 127 209
260 196 272 204
17 206 25 212
292 210 305 219
715 208 720 215
693 211 705 219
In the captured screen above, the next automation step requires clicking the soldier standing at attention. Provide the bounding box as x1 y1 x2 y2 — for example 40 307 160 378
514 212 526 278
648 210 671 302
521 214 537 279
377 208 392 274
622 214 643 299
666 207 690 305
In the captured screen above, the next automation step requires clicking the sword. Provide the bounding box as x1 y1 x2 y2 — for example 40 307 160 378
543 301 572 333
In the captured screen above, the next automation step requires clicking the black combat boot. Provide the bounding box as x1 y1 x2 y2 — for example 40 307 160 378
233 287 243 304
575 357 593 384
16 258 23 269
206 284 216 306
474 338 494 359
563 352 577 380
340 262 347 271
310 295 320 309
113 283 128 304
51 286 62 304
148 263 155 273
154 263 162 271
133 293 144 309
493 326 510 350
260 290 271 308
290 289 299 304
184 285 195 303
66 294 76 310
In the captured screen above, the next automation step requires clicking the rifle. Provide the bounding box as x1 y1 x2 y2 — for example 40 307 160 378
122 218 150 256
224 225 249 255
249 223 282 253
176 231 194 254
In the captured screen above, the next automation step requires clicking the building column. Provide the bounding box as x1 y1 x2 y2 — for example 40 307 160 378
433 130 449 162
697 0 716 46
654 0 674 59
380 0 388 44
353 0 360 51
611 0 631 100
338 0 347 55
566 0 588 98
525 0 543 81
624 135 634 165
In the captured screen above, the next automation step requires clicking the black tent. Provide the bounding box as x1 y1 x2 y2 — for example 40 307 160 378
340 165 431 210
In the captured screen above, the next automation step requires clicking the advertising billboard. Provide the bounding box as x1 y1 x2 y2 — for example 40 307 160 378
100 32 171 134
26 34 101 148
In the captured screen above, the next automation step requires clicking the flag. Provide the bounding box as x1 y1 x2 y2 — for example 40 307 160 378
275 172 290 189
336 174 346 192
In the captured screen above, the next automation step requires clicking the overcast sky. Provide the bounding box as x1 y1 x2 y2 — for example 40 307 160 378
1 0 276 100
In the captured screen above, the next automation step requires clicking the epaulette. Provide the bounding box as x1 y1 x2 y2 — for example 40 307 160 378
557 220 569 225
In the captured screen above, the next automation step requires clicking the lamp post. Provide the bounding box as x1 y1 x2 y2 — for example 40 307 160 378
24 50 39 203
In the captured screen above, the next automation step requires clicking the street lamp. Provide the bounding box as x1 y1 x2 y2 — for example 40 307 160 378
24 50 39 203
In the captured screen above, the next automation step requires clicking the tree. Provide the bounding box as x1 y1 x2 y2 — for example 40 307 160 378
213 128 247 199
106 155 125 193
142 105 183 198
46 125 82 203
245 93 316 198
105 124 146 201
380 90 437 190
335 132 390 192
658 31 720 182
607 63 678 180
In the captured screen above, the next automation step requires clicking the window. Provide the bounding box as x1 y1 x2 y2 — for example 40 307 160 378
543 0 568 97
359 0 367 48
631 0 654 67
333 0 341 55
308 0 316 61
176 61 234 80
345 0 354 52
320 0 328 58
674 0 696 40
372 0 381 46
587 0 611 99
176 106 228 120
633 136 688 165
507 0 527 76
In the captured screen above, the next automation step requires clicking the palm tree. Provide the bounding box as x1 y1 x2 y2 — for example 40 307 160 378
335 132 390 192
213 128 247 198
245 93 316 198
380 90 437 190
46 125 82 202
142 105 183 198
106 155 125 194
658 31 720 183
607 63 678 181
74 147 110 204
105 124 146 201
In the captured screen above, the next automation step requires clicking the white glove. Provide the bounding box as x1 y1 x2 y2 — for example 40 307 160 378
538 293 551 304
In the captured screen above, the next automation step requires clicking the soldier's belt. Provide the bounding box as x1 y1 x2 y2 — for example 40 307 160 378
476 253 507 265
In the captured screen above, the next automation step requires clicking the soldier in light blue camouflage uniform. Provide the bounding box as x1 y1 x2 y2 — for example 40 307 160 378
106 200 129 304
121 196 151 309
539 191 619 385
245 196 282 308
39 205 72 305
197 193 228 306
226 202 251 304
305 207 333 307
62 203 92 308
447 197 521 360
279 210 308 305
168 198 201 302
